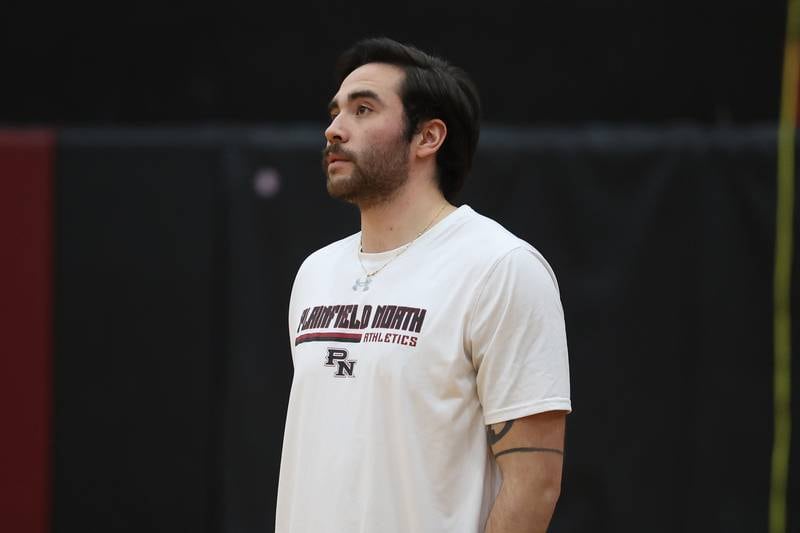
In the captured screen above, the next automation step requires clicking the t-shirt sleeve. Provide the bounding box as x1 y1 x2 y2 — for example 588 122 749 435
468 246 571 425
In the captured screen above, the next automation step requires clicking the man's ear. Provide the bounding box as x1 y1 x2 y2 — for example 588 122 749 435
414 119 447 159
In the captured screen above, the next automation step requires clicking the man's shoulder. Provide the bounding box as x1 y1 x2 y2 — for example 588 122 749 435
456 206 536 259
451 206 559 286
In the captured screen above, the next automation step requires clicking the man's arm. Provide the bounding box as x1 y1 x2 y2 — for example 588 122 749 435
484 410 567 533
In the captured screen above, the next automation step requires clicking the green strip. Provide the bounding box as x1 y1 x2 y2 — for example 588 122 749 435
770 2 798 532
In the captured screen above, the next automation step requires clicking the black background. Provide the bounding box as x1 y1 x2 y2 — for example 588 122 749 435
0 1 786 125
8 0 795 531
53 126 799 532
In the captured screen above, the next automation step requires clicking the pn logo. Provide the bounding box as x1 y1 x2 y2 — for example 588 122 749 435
325 348 357 377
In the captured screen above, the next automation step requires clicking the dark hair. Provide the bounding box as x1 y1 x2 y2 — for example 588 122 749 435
335 37 481 201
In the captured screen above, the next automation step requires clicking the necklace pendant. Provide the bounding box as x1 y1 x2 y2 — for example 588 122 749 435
353 276 372 292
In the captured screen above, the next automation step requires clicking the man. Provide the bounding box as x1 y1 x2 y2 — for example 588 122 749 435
276 37 571 533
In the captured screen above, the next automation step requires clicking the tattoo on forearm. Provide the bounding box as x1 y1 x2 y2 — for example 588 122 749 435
494 446 564 459
486 421 514 445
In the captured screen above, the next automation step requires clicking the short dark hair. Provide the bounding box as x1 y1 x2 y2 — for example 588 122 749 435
335 37 481 201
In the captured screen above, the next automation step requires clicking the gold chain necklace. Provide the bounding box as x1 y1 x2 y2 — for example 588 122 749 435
353 203 448 292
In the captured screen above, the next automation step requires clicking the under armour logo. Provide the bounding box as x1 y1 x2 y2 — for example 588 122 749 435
352 277 371 292
324 348 357 377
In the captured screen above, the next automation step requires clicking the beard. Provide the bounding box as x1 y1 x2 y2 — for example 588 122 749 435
322 131 410 208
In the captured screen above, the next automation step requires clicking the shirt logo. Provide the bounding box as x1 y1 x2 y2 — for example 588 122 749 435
325 348 357 377
352 277 371 292
295 304 427 347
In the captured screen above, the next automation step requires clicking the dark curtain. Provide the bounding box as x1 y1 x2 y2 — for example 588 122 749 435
54 126 798 533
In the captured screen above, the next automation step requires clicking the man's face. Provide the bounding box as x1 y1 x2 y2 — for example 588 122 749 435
322 63 411 207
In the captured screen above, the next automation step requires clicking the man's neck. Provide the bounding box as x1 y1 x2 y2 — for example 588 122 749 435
359 182 455 253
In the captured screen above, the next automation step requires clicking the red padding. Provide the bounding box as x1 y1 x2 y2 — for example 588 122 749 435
0 129 55 533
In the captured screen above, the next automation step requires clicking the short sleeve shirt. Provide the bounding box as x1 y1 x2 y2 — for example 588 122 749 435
276 205 571 533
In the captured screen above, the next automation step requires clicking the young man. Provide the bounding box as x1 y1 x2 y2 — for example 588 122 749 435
276 38 571 533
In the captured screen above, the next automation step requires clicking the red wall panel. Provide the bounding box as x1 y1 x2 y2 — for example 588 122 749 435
0 130 55 533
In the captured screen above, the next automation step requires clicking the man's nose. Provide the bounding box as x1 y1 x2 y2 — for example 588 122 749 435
325 115 348 144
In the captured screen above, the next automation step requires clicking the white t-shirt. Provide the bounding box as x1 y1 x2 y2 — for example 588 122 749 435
276 205 571 533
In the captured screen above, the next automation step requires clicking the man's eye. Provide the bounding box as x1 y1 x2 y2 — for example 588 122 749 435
355 105 371 115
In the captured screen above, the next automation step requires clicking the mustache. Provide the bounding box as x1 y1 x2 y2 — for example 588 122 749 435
322 144 356 161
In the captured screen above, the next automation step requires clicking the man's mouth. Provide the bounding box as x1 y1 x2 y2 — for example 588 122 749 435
327 157 352 169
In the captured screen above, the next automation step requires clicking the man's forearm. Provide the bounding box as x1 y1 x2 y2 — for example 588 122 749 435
484 475 561 533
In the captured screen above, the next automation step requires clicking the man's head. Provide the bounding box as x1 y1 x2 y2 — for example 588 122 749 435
322 37 481 206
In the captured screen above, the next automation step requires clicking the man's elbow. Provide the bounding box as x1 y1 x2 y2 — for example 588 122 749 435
507 469 563 511
539 477 562 512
